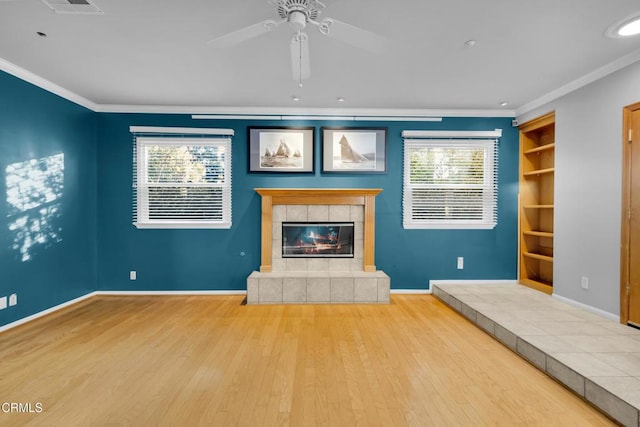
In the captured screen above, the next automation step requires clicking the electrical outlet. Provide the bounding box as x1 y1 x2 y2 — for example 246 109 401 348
457 257 464 270
581 276 589 290
130 271 137 280
8 293 17 306
0 296 6 310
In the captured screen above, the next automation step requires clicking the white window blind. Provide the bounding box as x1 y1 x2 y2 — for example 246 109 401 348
131 127 233 229
402 130 500 229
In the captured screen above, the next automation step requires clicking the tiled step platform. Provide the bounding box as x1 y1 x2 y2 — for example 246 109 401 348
247 271 390 304
433 283 640 427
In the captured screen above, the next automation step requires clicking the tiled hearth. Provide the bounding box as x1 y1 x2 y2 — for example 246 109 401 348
247 271 390 304
247 188 390 304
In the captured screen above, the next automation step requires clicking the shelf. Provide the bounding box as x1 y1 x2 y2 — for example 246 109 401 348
523 230 553 238
520 278 553 294
524 143 555 155
523 167 554 177
522 252 553 262
523 204 554 209
519 112 555 294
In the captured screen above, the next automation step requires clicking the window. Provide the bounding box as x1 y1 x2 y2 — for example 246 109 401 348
131 127 233 229
402 130 500 229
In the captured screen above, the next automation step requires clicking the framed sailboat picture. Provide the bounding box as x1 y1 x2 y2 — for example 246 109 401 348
248 127 315 173
321 127 387 173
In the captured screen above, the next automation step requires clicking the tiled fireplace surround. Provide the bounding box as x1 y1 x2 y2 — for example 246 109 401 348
247 189 390 304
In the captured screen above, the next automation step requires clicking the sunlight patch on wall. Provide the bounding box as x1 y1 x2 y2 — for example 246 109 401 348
6 153 64 262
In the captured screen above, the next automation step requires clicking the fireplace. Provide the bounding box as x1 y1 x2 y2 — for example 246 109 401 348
282 222 354 258
247 188 390 304
254 188 382 272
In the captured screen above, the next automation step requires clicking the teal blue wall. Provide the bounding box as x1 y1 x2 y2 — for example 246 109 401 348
97 114 518 291
0 68 518 329
0 71 97 327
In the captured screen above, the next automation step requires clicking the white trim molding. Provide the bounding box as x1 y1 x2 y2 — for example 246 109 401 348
391 289 432 294
193 114 445 122
0 57 97 111
428 280 620 322
0 56 515 117
103 105 514 118
0 292 96 333
516 47 640 116
552 294 619 322
429 279 519 290
5 47 640 120
96 290 247 296
402 129 503 139
129 126 234 136
0 290 248 333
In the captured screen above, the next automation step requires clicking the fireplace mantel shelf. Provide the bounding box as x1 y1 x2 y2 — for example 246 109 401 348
255 188 382 273
255 188 383 197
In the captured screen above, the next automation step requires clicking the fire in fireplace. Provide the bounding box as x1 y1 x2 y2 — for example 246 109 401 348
282 222 354 258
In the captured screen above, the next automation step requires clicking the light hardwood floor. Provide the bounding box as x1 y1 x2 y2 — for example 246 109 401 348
0 295 615 426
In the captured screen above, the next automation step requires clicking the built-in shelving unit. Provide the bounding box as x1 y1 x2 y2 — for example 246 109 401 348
519 112 555 294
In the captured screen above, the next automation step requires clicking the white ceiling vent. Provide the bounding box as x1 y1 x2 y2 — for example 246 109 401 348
41 0 103 15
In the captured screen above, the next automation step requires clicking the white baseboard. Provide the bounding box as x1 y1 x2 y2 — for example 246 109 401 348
429 279 519 288
0 291 97 333
0 290 248 333
95 290 247 296
391 289 432 294
427 279 620 322
552 294 619 322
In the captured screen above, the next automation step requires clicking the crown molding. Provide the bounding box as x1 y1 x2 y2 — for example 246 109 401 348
5 47 640 120
0 57 97 111
96 104 515 118
0 56 510 118
0 58 516 121
516 47 640 117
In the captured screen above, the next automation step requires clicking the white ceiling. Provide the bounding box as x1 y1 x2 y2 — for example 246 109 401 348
1 0 640 114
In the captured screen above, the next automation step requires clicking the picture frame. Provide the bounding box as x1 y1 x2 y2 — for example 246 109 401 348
321 127 387 173
248 126 315 173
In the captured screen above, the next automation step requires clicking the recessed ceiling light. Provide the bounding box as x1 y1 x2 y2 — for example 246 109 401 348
606 13 640 38
619 18 640 36
292 96 300 102
464 39 477 48
500 101 509 107
337 97 345 102
37 31 47 37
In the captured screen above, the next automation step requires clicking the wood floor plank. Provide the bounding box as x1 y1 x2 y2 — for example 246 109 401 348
0 295 616 426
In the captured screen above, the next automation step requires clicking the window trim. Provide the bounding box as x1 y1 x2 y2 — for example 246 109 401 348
131 128 233 230
402 129 501 230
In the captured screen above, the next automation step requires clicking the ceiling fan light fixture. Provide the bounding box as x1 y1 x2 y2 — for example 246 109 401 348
288 10 307 31
210 0 384 84
606 12 640 38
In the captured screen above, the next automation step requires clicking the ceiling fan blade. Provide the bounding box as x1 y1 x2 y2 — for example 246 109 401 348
208 20 282 49
291 33 310 81
317 18 389 54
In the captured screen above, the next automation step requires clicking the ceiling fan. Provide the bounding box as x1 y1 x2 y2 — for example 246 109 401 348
207 0 387 86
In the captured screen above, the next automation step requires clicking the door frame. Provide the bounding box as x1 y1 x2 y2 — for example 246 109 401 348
621 102 640 324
